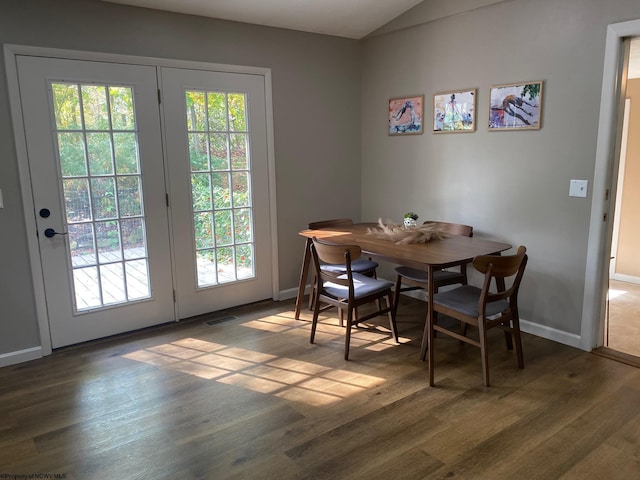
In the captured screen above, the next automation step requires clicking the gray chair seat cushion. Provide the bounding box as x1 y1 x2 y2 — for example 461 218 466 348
395 265 464 283
433 285 509 317
321 258 378 274
324 273 393 299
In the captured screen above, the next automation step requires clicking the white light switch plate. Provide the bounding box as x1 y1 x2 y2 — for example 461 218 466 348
569 179 588 198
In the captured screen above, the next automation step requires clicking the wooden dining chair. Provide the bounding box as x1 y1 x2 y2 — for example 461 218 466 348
309 237 398 360
425 246 528 386
307 219 378 312
393 221 474 316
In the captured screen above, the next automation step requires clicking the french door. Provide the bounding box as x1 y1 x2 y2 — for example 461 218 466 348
15 55 273 348
161 68 272 319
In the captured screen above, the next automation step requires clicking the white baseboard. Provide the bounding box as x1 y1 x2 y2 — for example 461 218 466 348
394 289 585 349
279 285 307 301
611 273 640 285
0 346 43 368
280 286 586 350
519 320 583 350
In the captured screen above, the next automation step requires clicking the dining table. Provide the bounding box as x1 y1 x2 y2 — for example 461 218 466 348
295 222 512 359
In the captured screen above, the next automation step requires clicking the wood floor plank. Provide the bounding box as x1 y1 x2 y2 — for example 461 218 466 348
507 384 640 479
560 443 640 479
418 357 640 478
2 297 640 479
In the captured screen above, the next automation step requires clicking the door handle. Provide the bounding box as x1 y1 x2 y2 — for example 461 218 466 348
44 228 68 238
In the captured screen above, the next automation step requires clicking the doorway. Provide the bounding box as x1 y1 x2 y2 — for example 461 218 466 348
8 49 277 350
607 36 640 357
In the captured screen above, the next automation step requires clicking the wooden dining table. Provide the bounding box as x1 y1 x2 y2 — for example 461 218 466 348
295 222 512 358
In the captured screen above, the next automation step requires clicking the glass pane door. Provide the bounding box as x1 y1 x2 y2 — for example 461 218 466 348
14 56 274 347
162 67 273 319
16 56 175 348
52 82 151 311
186 90 255 287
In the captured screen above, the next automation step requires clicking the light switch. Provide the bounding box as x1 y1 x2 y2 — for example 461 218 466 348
569 179 588 198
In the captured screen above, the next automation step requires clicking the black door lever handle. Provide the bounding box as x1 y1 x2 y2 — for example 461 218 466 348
44 228 68 238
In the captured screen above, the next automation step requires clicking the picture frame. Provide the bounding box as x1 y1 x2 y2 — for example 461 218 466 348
389 95 424 135
488 81 543 130
433 88 477 133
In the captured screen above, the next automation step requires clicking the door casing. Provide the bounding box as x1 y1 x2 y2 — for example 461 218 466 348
4 44 279 357
584 19 640 350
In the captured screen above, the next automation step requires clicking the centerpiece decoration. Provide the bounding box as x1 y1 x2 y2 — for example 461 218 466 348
403 211 419 228
367 218 447 245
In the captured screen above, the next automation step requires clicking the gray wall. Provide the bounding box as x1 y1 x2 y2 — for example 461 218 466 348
4 0 640 359
0 0 362 355
361 0 640 338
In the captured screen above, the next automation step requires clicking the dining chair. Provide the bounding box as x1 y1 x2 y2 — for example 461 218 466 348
307 219 378 312
309 237 398 360
393 221 474 316
425 246 528 387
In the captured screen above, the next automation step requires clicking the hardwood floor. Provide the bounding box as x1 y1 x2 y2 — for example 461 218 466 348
2 297 640 479
607 279 640 358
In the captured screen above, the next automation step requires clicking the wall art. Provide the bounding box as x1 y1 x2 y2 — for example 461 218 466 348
433 89 476 133
389 95 424 135
488 81 543 130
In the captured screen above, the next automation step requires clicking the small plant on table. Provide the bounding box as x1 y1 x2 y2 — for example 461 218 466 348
404 212 418 228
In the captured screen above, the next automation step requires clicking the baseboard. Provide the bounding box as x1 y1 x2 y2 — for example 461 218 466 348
280 285 308 301
610 273 640 285
280 286 586 351
519 319 583 350
398 291 585 350
0 346 43 368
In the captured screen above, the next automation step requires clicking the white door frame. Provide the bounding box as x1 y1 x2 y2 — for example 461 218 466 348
582 19 640 350
4 44 279 357
161 67 274 318
609 98 631 280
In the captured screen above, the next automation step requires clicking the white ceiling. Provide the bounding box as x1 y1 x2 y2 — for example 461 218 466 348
102 0 424 39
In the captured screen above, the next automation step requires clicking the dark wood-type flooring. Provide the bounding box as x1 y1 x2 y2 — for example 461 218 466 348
607 279 640 358
2 297 640 479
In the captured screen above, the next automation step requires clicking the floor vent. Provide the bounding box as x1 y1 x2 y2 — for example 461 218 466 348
203 315 238 326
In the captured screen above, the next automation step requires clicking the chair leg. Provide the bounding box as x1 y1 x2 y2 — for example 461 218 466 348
310 297 320 344
478 318 490 386
503 323 513 350
370 265 381 310
427 310 436 386
512 316 525 369
393 275 403 319
308 279 315 310
308 259 317 310
460 322 468 341
344 306 354 360
386 294 398 342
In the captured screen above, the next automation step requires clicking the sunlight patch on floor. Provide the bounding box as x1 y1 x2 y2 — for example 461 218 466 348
123 334 386 406
243 310 412 346
608 288 627 300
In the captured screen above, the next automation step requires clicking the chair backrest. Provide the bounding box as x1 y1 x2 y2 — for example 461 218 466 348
311 237 361 266
308 218 354 229
473 245 528 303
422 220 473 237
311 237 362 288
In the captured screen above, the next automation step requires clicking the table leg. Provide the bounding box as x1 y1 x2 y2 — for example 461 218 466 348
294 237 313 320
417 265 437 385
420 265 434 361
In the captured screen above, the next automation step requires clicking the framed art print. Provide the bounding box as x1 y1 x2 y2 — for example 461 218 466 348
433 89 476 133
389 95 424 135
488 81 543 130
